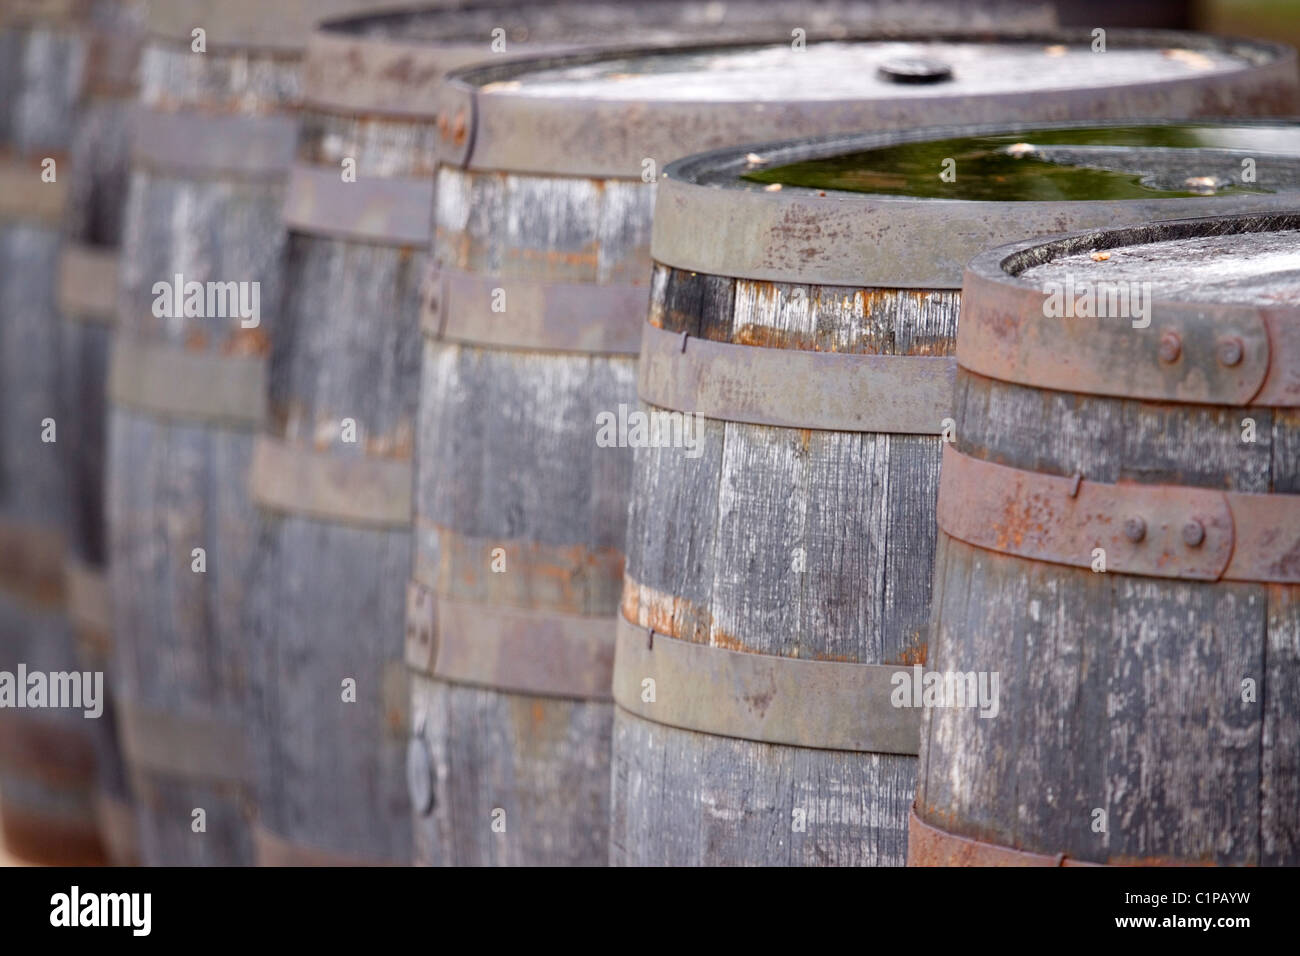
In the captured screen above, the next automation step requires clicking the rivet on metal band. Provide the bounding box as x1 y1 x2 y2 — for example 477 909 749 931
131 109 297 179
282 163 434 247
937 444 1300 583
907 807 1102 867
956 263 1300 406
422 267 648 355
57 243 119 323
405 580 616 702
249 435 412 529
613 615 922 754
108 337 267 427
638 321 955 434
118 704 250 785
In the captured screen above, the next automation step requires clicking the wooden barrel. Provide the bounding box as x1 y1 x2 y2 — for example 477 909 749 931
106 0 392 867
410 36 1298 867
247 0 1057 871
57 0 145 869
613 121 1300 865
912 210 1300 866
0 0 105 866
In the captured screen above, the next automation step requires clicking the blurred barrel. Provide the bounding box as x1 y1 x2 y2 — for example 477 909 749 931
0 0 101 865
613 120 1300 865
247 0 1056 871
914 210 1300 865
106 0 395 867
58 0 145 869
409 34 1298 867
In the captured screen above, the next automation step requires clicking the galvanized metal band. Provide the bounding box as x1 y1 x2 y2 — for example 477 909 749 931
254 825 394 867
959 216 1300 406
146 0 391 52
131 108 297 179
438 34 1300 178
63 558 111 642
108 337 266 427
0 520 64 609
283 163 433 246
118 703 249 784
405 580 615 702
938 444 1300 583
411 518 624 617
907 807 1102 867
613 615 921 754
423 267 648 355
58 243 119 323
303 29 483 119
638 322 954 434
250 435 412 529
0 154 68 226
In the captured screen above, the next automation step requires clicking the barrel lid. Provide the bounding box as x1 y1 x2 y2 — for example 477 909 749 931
143 0 418 53
300 0 1058 121
958 210 1300 405
437 30 1298 177
650 118 1300 289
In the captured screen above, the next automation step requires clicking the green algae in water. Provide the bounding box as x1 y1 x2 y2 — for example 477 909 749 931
741 125 1292 201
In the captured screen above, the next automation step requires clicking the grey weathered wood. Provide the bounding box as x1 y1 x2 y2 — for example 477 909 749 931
247 104 429 864
107 37 299 867
0 11 102 866
415 147 657 866
610 268 955 866
413 336 635 866
60 0 144 867
916 223 1300 865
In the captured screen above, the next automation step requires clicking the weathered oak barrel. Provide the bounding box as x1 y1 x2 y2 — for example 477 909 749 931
410 34 1297 867
611 120 1300 865
107 0 390 867
912 210 1300 866
250 0 1032 870
0 0 103 865
58 0 145 868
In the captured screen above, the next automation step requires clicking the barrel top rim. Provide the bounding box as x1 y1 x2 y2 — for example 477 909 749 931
661 116 1300 190
434 28 1299 178
955 210 1300 408
648 118 1300 289
967 208 1300 305
444 28 1295 96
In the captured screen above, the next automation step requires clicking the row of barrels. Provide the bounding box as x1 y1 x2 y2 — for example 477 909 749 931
0 0 1295 866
